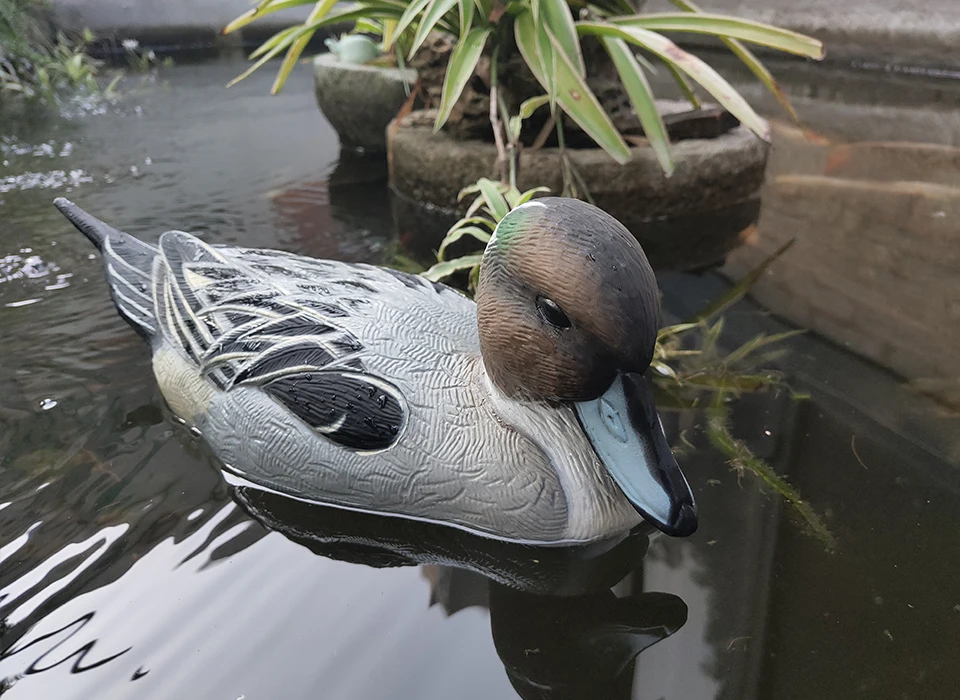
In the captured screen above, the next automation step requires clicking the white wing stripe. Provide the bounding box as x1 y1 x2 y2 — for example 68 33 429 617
107 263 151 302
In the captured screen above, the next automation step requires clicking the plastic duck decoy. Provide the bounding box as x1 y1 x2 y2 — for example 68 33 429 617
54 196 697 545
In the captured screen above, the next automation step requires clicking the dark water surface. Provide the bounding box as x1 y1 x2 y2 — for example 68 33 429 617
1 57 959 700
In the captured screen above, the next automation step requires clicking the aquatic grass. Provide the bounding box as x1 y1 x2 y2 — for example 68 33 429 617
706 406 838 552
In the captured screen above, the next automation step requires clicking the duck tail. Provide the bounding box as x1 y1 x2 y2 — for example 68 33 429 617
53 197 159 340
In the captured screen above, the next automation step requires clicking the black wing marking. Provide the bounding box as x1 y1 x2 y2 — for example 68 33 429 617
154 233 417 448
262 370 405 450
232 340 336 386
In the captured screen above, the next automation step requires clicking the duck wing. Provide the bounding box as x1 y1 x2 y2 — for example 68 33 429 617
154 231 406 451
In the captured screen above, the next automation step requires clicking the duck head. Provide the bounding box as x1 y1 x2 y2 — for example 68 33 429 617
475 197 697 537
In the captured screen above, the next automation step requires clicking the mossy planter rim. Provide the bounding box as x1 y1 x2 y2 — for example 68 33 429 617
387 108 771 271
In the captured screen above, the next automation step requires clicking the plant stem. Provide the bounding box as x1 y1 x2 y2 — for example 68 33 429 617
488 45 508 184
498 93 519 189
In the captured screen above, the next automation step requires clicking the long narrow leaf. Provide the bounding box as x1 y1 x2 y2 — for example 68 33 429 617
421 254 484 281
602 37 674 175
519 94 550 119
722 37 801 125
434 26 491 130
477 178 509 221
381 17 398 50
687 238 796 322
391 0 432 49
224 0 316 34
615 13 824 59
665 60 700 108
250 25 300 59
438 226 492 259
458 0 474 39
514 10 550 103
410 0 460 58
229 6 395 87
271 0 340 94
540 0 585 76
515 186 551 205
547 29 631 163
473 0 492 19
518 11 629 161
577 21 771 141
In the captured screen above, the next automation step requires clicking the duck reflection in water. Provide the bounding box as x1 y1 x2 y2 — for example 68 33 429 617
231 481 688 700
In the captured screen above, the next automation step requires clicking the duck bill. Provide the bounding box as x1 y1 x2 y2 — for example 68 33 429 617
574 372 698 537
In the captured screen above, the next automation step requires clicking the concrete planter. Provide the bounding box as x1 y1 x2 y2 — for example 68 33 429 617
313 53 416 153
387 108 771 271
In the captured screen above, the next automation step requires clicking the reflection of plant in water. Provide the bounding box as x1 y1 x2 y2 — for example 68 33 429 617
415 180 835 549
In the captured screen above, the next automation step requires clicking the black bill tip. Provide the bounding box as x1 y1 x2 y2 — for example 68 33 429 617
663 502 698 537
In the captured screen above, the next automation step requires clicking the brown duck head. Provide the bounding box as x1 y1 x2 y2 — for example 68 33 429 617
475 197 697 537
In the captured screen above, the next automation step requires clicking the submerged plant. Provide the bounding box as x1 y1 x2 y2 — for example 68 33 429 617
225 0 823 173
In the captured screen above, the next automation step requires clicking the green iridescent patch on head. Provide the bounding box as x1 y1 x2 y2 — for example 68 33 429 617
491 202 546 250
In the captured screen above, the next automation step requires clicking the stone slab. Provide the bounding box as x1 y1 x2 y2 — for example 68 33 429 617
722 123 960 407
646 0 960 71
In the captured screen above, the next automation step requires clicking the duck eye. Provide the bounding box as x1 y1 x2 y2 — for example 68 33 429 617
536 296 571 329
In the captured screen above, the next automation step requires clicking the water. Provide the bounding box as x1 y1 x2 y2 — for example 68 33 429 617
1 56 959 700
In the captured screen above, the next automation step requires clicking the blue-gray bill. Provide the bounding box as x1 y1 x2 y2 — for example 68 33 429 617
574 373 698 537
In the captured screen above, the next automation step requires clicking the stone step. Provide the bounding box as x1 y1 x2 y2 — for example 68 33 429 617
723 173 960 407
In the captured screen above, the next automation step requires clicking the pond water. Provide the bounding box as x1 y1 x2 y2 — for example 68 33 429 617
1 55 959 700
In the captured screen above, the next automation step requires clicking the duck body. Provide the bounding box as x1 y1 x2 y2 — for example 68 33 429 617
55 198 648 545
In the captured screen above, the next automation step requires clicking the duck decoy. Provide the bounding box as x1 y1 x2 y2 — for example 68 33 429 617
53 196 697 545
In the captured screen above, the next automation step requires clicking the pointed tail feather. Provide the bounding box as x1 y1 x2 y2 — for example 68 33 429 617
53 198 159 339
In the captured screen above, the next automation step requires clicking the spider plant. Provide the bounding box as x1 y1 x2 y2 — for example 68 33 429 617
225 0 823 173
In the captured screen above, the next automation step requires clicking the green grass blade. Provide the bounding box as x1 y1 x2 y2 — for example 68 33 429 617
664 60 700 108
540 0 585 76
381 17 398 49
271 0 340 94
519 94 550 119
434 26 491 130
514 10 551 102
228 32 300 87
577 21 771 141
250 25 302 59
438 226 492 259
458 0 474 39
477 177 509 220
687 238 796 322
410 0 460 58
602 37 674 175
391 0 432 49
421 254 484 281
515 185 551 205
616 13 824 59
547 28 631 163
722 37 802 126
229 5 393 87
224 0 316 34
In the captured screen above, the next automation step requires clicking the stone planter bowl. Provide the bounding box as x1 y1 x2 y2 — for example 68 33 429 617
387 109 771 271
313 53 417 152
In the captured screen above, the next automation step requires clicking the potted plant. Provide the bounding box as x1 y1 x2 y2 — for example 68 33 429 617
224 0 823 269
